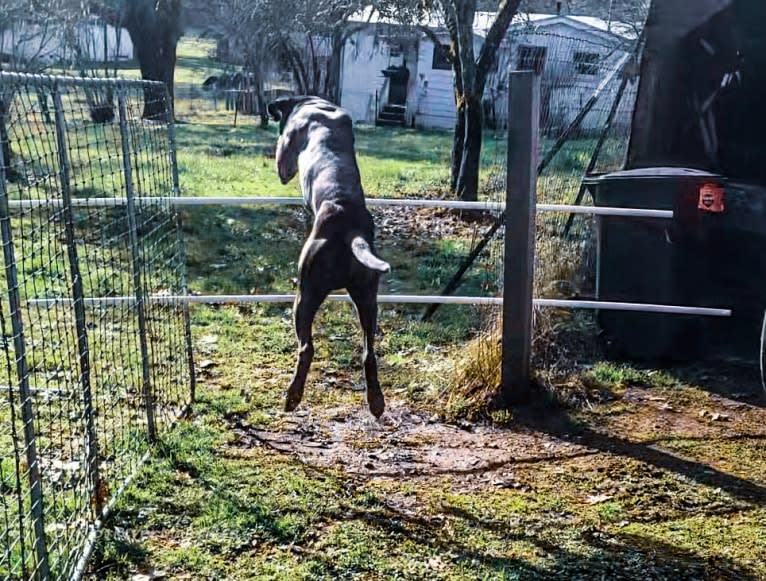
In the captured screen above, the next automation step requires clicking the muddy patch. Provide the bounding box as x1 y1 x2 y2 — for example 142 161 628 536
227 400 593 488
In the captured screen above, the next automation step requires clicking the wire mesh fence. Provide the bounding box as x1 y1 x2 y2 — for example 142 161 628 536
479 26 643 277
174 82 292 121
450 24 645 364
0 72 194 580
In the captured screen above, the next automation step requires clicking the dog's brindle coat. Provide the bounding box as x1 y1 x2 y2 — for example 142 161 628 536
268 96 390 418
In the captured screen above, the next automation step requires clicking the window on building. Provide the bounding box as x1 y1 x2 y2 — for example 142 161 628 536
574 51 600 75
517 45 547 74
432 43 452 70
388 43 403 58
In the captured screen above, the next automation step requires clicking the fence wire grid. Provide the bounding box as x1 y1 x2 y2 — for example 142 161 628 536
0 72 194 580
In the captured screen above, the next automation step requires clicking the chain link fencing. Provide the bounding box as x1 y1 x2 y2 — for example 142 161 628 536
0 71 194 580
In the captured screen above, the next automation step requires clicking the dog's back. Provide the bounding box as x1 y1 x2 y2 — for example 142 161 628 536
269 97 363 209
269 96 389 276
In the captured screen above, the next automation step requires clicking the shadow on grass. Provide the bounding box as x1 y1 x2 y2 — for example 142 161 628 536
668 361 766 408
88 528 150 580
175 123 277 152
230 409 762 578
328 484 757 580
181 204 495 303
513 401 766 506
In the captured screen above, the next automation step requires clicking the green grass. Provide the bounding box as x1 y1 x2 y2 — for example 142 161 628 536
89 379 766 580
174 37 226 85
172 121 509 199
4 34 765 580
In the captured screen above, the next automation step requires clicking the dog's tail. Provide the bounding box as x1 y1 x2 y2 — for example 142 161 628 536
350 236 390 273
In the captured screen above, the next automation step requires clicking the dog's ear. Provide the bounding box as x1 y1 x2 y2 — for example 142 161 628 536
275 130 300 184
267 95 315 134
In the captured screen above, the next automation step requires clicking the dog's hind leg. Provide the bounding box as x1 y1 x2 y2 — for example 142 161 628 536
349 282 385 418
285 284 328 412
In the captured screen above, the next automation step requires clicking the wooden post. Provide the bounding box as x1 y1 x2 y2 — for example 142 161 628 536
502 71 541 405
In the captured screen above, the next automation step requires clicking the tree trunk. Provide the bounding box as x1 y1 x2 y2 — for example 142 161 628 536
456 95 482 202
134 33 178 119
0 97 15 181
448 0 522 200
452 0 478 199
451 100 465 192
254 71 268 127
444 6 465 192
121 0 182 120
325 31 344 104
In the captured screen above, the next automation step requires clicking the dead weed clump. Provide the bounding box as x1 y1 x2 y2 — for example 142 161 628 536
445 226 601 420
444 324 505 422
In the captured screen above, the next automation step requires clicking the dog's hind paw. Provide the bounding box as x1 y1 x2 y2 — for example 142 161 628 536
284 380 306 412
367 391 385 419
284 392 303 412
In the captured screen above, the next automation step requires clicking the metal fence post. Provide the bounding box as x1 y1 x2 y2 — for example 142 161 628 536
502 71 541 404
51 87 105 516
165 90 196 404
117 86 156 442
0 105 51 579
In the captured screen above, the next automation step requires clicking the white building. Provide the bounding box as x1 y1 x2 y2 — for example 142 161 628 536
0 18 133 66
338 10 636 131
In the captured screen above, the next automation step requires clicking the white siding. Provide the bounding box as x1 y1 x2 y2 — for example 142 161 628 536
339 30 388 123
339 28 419 125
487 22 629 132
413 40 455 129
412 35 480 130
76 22 133 61
339 17 629 132
0 21 132 64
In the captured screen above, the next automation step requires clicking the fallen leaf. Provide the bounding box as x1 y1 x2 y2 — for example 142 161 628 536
427 557 446 571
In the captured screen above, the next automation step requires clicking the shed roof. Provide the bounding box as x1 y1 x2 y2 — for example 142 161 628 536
349 8 636 41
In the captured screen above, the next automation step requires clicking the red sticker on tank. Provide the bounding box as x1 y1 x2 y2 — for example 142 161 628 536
698 183 725 213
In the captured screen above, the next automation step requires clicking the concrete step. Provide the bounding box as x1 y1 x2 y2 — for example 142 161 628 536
378 111 406 122
376 117 406 127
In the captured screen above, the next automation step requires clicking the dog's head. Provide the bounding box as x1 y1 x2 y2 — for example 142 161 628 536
267 95 316 135
268 96 319 184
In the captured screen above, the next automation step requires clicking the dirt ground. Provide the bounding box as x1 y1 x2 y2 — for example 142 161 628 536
229 379 766 499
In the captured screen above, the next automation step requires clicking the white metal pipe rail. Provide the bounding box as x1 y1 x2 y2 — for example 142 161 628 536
16 194 726 317
26 294 731 317
7 196 676 219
